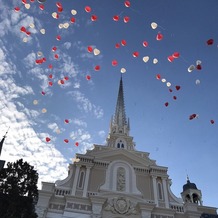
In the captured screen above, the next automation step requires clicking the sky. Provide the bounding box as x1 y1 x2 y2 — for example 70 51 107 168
0 0 218 208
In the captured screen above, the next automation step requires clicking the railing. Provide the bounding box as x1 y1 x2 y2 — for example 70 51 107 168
87 191 99 196
170 204 184 213
55 188 71 196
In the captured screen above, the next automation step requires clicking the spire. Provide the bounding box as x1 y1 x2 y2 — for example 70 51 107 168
113 76 127 127
0 128 9 157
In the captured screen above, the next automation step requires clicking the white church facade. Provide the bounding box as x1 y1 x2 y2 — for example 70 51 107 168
36 77 218 218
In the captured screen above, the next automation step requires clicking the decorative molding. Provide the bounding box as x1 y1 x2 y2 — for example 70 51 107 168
104 197 138 215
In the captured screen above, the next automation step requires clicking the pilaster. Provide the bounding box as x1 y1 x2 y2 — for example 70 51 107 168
83 166 91 197
71 164 81 195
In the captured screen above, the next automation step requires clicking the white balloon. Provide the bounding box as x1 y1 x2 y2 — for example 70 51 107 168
29 23 35 28
63 23 69 29
151 22 158 29
25 4 31 9
153 58 158 64
71 9 77 15
166 82 171 87
196 60 201 65
196 79 200 85
188 65 195 72
161 78 166 83
142 56 149 63
58 23 63 29
120 68 126 73
40 28 45 34
93 48 100 56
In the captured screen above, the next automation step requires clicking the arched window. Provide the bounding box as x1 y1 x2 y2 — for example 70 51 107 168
117 167 125 191
117 143 120 148
77 170 85 189
157 182 163 200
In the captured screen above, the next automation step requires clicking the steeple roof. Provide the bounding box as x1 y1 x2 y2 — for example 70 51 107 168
0 129 9 157
113 76 127 127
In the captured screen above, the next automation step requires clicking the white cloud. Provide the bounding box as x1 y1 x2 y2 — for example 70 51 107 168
68 90 104 119
98 130 106 138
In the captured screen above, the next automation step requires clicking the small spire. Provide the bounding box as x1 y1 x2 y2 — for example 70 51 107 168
0 127 9 157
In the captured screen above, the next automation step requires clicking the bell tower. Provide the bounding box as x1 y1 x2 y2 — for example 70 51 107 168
181 176 203 205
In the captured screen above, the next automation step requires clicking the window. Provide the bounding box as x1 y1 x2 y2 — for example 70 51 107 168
157 182 163 200
77 170 85 189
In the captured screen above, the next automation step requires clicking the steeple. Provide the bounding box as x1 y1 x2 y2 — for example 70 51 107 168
0 129 9 171
110 76 130 136
107 76 135 150
0 129 9 157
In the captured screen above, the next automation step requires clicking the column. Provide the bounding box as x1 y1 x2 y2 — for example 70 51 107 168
162 178 169 208
71 164 80 195
152 176 158 206
83 166 91 197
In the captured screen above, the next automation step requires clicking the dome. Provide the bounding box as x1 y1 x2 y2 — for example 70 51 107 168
183 179 198 192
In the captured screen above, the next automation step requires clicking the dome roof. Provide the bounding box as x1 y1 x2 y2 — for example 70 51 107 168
183 179 198 192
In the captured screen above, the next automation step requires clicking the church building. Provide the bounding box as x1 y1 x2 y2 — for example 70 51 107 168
36 77 218 218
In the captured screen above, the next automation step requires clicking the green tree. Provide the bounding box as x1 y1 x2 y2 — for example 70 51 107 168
0 159 38 218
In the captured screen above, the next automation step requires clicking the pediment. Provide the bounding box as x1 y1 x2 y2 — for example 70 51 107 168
84 146 156 167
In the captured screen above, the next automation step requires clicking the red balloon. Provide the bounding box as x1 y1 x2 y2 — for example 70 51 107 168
210 120 215 124
165 102 169 107
172 52 180 58
75 142 79 146
56 2 62 8
121 39 127 46
20 26 26 33
207 39 214 45
52 46 57 52
115 43 120 48
94 65 100 71
39 4 44 10
196 64 202 70
123 16 130 23
189 114 197 120
168 56 174 62
87 46 93 53
56 35 61 41
85 6 91 13
54 54 59 59
133 51 139 57
112 60 118 66
142 41 148 47
60 79 65 84
70 17 76 23
156 74 161 80
64 76 69 81
22 0 27 4
41 91 46 95
113 15 119 21
14 7 20 12
173 96 177 100
124 1 131 7
156 33 163 41
48 74 53 79
46 137 51 142
175 85 181 91
48 64 53 69
42 57 46 62
64 119 69 123
57 7 63 13
64 139 69 143
91 15 98 21
86 75 91 80
169 88 173 92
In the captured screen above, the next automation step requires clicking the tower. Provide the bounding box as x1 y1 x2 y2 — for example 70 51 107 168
0 130 8 171
181 176 203 205
107 76 135 150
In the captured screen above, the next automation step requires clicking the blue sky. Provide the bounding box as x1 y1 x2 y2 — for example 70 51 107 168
0 0 218 208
